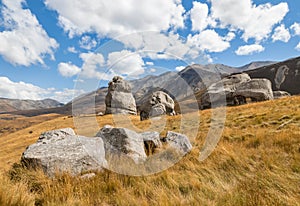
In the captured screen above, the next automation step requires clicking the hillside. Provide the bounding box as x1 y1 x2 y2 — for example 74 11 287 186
0 96 299 205
0 98 64 113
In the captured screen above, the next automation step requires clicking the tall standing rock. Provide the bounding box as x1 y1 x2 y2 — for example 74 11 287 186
105 76 137 115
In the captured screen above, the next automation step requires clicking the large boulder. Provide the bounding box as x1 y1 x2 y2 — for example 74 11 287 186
139 91 175 120
96 125 147 164
105 76 137 115
201 73 274 108
21 128 107 177
235 79 274 101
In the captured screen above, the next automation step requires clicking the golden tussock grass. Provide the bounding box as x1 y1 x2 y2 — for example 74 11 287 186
0 96 299 205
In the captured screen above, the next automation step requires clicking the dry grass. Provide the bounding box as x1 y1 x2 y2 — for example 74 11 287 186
0 96 299 205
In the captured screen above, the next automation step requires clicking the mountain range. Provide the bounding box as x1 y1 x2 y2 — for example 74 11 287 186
1 56 299 116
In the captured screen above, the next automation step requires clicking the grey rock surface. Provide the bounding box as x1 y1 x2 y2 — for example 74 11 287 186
96 125 147 164
139 91 175 120
201 73 274 108
165 131 192 154
21 128 107 177
105 76 137 115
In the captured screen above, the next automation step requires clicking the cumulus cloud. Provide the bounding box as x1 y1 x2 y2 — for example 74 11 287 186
235 44 265 56
190 2 212 32
290 22 300 36
67 47 78 53
0 76 84 103
79 36 98 50
107 50 145 77
45 0 185 38
296 42 300 51
0 0 58 66
210 0 289 42
272 24 291 42
187 30 231 52
58 62 81 77
79 52 108 79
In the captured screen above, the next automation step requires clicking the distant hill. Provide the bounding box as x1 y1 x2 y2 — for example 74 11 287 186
244 56 300 95
0 98 64 113
3 57 299 116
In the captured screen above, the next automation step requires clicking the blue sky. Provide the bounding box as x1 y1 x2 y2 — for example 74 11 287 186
0 0 299 103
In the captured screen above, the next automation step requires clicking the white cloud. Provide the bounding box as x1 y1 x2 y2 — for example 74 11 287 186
79 52 109 79
107 50 145 77
0 0 58 66
290 22 300 36
67 47 78 53
45 0 185 38
0 76 84 103
58 62 81 77
224 32 236 41
295 42 300 51
190 2 212 32
175 66 185 72
235 44 265 56
150 68 156 73
79 35 97 50
146 62 154 66
210 0 289 42
187 30 231 52
272 24 291 42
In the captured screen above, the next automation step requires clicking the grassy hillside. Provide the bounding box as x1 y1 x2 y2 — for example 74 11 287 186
0 96 299 205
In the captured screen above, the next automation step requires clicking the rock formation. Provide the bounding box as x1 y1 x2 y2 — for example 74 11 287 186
21 126 192 177
201 73 274 108
21 128 107 177
105 76 137 115
139 91 175 121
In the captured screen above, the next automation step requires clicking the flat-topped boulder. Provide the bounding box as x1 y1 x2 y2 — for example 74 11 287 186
21 128 107 177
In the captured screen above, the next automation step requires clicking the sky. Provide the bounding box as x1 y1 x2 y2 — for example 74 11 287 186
0 0 300 103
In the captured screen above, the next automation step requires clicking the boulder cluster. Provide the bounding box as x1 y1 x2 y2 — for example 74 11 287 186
105 76 176 120
22 127 192 177
201 73 290 108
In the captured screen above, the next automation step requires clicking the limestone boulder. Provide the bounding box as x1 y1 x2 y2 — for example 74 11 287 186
165 131 192 154
139 91 175 120
105 76 137 115
96 125 147 164
21 128 107 177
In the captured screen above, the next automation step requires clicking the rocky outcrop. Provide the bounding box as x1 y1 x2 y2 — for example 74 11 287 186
105 76 137 115
21 128 107 177
273 91 291 99
21 126 192 177
139 91 175 120
201 73 274 108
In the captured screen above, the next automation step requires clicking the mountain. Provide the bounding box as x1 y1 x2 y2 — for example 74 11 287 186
3 57 299 117
0 98 64 113
244 56 300 95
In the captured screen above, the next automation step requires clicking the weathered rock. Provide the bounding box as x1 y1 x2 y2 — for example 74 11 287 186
21 128 107 177
201 73 274 108
235 79 274 101
141 131 162 155
105 76 137 115
273 91 291 99
96 125 147 164
165 131 192 154
139 91 175 120
201 73 251 108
